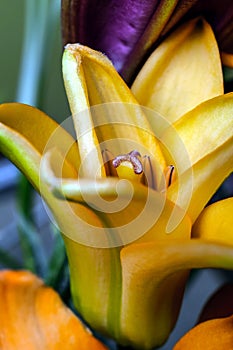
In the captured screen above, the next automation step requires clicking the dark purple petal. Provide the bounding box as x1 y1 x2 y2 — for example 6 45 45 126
182 0 233 54
62 0 160 71
198 284 233 323
62 0 200 82
62 0 233 82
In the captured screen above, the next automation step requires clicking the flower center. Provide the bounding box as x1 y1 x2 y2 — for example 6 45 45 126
102 149 175 190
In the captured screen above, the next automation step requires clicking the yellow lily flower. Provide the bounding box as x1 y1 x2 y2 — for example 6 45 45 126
0 18 233 349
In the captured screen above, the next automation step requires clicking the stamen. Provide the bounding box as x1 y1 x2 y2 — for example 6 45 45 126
165 165 175 187
112 150 175 189
141 156 158 190
102 149 118 177
112 150 143 174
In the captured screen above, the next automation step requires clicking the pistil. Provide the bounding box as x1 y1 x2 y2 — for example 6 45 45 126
112 150 143 174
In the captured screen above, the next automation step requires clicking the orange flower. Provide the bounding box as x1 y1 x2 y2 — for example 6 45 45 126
173 315 233 350
0 270 107 350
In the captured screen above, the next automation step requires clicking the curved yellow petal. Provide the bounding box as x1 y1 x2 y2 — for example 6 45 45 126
0 103 127 341
120 239 233 349
0 102 111 251
165 94 233 222
40 150 123 337
167 138 233 223
49 203 120 338
173 315 233 350
0 103 80 189
0 123 41 190
192 197 233 244
63 46 105 178
132 18 223 123
63 201 191 348
56 180 191 242
64 237 122 340
162 93 233 173
40 147 125 339
0 103 79 166
63 44 165 178
0 270 107 350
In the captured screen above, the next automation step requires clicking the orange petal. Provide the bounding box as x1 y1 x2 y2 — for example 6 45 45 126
0 270 107 350
221 51 233 67
173 314 233 350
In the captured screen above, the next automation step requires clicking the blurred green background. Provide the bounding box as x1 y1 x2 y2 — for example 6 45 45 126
0 0 71 298
0 0 69 122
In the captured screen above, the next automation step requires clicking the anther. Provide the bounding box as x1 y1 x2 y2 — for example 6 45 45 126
165 165 175 187
112 150 143 175
141 156 158 190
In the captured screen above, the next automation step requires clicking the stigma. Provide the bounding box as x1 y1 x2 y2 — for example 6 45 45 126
112 150 143 174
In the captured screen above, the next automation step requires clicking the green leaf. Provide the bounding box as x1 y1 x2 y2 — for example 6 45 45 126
17 212 47 276
0 247 21 269
45 226 68 290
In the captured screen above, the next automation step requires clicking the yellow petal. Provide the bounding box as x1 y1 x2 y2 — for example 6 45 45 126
40 150 123 337
192 197 233 244
173 315 233 350
0 103 79 190
0 103 79 165
63 200 190 347
167 138 233 223
166 94 233 222
63 44 165 180
41 149 125 338
120 239 233 349
63 46 105 178
64 238 122 340
0 270 107 350
132 18 223 123
0 105 120 347
0 123 41 190
162 93 233 173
